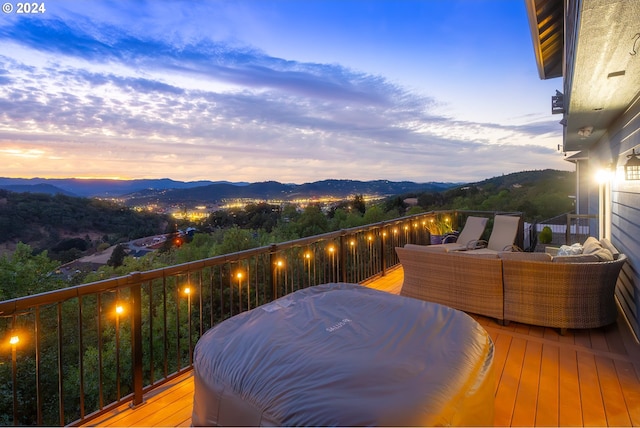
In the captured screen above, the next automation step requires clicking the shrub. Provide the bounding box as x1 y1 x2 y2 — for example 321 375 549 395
539 226 553 244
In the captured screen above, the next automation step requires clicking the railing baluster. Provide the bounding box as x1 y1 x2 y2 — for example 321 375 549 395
78 296 85 419
187 272 193 367
97 293 104 410
115 290 121 401
175 276 181 371
162 274 168 379
148 281 154 385
35 306 43 425
339 233 347 283
130 273 144 406
11 314 18 426
198 271 203 337
57 302 64 426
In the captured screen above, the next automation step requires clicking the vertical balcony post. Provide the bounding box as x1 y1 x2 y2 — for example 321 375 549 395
10 315 18 426
129 272 144 406
339 232 347 283
380 224 387 276
269 244 278 300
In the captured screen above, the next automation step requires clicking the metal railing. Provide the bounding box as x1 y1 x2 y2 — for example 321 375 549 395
526 213 596 248
0 210 521 426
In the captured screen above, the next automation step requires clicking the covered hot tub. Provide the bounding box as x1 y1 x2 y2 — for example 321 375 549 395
192 282 494 426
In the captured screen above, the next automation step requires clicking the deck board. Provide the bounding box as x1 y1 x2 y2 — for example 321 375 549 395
536 344 559 426
84 266 640 427
511 340 542 427
616 359 640 425
559 349 583 426
495 336 527 426
577 351 607 426
597 356 632 426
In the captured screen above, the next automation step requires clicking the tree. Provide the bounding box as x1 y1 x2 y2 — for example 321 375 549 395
386 196 410 215
107 244 127 267
294 205 329 237
215 227 259 254
0 242 63 300
352 194 366 215
362 205 391 224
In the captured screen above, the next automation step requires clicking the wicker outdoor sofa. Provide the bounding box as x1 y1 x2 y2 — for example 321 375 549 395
396 239 627 332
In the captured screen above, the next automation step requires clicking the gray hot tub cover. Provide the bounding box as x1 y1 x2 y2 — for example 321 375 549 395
192 282 494 426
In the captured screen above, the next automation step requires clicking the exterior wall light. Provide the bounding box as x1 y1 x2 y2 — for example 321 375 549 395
624 149 640 181
578 126 593 138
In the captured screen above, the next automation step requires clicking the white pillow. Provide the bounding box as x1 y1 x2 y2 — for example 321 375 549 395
557 243 583 256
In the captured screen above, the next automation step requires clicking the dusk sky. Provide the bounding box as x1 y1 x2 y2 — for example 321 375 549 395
0 0 569 184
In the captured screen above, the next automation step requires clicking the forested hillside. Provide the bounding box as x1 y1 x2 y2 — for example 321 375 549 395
408 169 575 221
0 190 170 259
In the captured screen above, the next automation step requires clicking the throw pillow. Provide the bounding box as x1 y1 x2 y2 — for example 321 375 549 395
582 236 601 254
557 243 583 256
582 236 614 261
599 238 620 257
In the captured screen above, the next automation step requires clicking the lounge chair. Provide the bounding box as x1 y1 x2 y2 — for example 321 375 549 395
422 216 489 252
464 214 521 254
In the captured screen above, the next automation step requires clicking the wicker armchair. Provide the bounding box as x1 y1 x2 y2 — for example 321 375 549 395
502 254 627 331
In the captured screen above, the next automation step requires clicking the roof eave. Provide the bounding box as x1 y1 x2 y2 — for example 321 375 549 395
525 0 564 80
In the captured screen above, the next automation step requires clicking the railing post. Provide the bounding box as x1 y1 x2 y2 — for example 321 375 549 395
269 244 278 300
380 224 387 276
339 232 347 283
129 272 144 406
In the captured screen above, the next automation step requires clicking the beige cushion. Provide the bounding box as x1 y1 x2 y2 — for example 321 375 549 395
455 216 489 245
582 236 601 254
594 249 614 261
599 238 620 256
402 243 447 253
552 254 600 263
456 251 500 259
498 252 552 261
582 236 614 261
486 215 520 251
545 246 560 256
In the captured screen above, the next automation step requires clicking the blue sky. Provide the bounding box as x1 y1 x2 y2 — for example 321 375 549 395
0 0 568 184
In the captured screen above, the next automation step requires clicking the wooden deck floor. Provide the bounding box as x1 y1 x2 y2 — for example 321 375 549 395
85 267 640 427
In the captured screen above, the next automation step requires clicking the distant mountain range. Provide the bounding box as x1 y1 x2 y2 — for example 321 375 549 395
0 177 247 198
0 177 456 205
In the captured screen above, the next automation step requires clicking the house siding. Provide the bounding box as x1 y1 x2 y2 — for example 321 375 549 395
590 95 640 339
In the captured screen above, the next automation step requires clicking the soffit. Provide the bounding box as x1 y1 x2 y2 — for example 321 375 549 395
525 0 564 79
564 0 640 151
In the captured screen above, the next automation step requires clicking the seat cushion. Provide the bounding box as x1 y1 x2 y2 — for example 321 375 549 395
583 236 614 261
552 254 600 263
